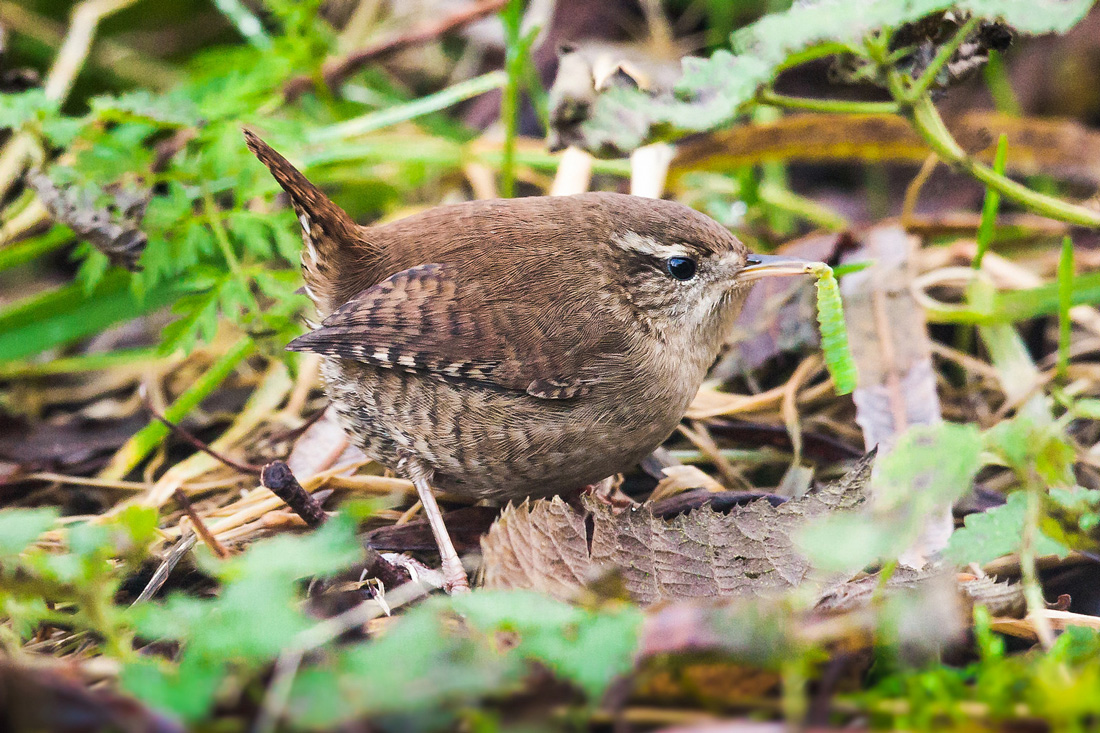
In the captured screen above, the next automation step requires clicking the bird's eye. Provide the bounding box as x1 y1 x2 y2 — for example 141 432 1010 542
665 256 697 281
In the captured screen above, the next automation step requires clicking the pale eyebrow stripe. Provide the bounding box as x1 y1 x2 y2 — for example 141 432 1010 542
613 230 692 259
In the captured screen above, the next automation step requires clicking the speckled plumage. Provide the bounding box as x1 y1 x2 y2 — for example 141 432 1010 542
245 131 753 502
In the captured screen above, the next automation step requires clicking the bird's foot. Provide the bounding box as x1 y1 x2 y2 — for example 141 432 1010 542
582 475 637 514
441 556 471 594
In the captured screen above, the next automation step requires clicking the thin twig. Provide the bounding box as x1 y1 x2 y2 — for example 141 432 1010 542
283 0 507 101
140 384 263 475
173 489 230 559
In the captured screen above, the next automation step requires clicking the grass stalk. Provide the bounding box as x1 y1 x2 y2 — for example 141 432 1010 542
973 134 1008 270
1057 236 1074 379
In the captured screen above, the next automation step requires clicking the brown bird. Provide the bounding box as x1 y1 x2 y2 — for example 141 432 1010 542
245 130 810 591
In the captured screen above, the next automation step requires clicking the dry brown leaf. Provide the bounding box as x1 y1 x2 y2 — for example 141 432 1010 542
481 455 872 602
651 465 727 502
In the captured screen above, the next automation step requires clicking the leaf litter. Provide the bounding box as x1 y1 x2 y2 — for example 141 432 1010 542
5 0 1100 731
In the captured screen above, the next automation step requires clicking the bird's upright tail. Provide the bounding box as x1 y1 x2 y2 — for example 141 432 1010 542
244 129 366 316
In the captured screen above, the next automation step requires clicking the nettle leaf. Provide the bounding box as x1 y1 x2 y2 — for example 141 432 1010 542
736 0 1095 64
798 423 981 573
159 284 222 354
0 508 59 558
572 0 1096 155
90 90 199 127
121 653 226 724
945 492 1070 565
452 591 643 700
290 600 523 729
1041 488 1100 555
0 89 60 130
574 52 772 157
290 589 640 728
126 514 365 721
873 422 983 510
213 511 363 584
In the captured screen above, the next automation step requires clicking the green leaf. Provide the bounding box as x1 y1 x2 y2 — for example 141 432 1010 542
129 513 365 698
1041 488 1100 555
453 591 644 700
984 414 1076 487
575 52 772 156
90 90 198 127
0 508 58 558
217 511 364 583
734 0 1094 64
159 284 223 355
290 600 521 729
0 90 59 130
798 423 982 573
121 653 227 723
796 512 896 574
945 492 1070 565
873 423 983 510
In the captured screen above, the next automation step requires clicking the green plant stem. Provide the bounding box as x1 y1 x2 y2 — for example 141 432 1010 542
906 16 980 101
923 268 1100 325
906 95 1100 228
499 0 525 198
0 226 72 272
973 133 1008 270
202 188 243 278
760 183 849 231
775 41 864 72
1020 475 1054 649
1057 236 1074 379
780 656 809 727
757 89 900 115
309 71 507 142
98 337 256 481
0 346 160 379
983 49 1021 116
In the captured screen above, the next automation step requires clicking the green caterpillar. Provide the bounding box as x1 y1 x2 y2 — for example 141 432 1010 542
808 264 857 396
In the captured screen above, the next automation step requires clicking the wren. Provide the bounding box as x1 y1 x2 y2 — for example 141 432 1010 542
245 130 810 591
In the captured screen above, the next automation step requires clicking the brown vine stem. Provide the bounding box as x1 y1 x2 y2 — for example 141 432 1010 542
283 0 508 102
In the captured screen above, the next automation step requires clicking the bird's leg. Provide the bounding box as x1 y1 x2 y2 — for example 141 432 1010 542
397 452 470 594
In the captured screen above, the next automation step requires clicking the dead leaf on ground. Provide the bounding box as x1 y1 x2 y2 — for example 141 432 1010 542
481 454 872 602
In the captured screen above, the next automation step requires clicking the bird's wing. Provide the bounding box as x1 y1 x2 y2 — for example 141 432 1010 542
286 263 626 400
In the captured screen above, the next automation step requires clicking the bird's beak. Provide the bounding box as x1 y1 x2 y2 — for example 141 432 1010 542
736 254 817 283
